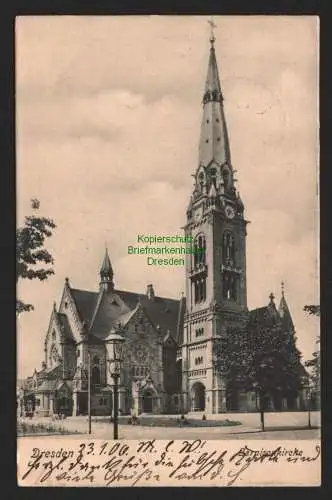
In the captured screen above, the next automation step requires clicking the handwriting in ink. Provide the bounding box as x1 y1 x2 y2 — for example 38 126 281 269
19 440 321 487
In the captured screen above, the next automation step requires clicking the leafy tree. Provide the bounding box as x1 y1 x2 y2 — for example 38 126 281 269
303 305 320 316
16 199 56 314
303 305 320 408
213 321 304 410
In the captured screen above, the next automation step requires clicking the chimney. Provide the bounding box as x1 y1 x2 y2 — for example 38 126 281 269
146 284 155 301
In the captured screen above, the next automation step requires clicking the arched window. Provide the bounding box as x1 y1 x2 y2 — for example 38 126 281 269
223 273 230 300
223 271 237 301
194 278 206 304
222 167 230 190
223 232 235 264
230 275 237 300
91 366 101 385
198 172 205 192
194 234 206 267
92 355 100 365
210 167 217 186
52 330 56 341
201 278 206 302
49 344 59 368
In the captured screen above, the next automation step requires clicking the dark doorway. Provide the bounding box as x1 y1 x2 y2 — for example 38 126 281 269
191 382 205 411
142 390 153 413
78 392 88 415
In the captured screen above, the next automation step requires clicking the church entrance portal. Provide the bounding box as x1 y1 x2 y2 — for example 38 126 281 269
191 382 205 411
142 390 153 413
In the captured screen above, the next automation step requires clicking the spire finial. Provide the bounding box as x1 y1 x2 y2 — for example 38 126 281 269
99 246 114 292
269 292 275 304
208 16 217 45
281 280 285 297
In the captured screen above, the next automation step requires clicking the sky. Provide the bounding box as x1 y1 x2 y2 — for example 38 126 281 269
16 16 319 379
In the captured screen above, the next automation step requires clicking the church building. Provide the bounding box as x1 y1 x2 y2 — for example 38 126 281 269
21 28 306 417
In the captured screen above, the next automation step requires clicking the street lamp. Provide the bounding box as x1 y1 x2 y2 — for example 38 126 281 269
300 375 312 429
105 325 125 440
306 381 313 429
253 381 265 432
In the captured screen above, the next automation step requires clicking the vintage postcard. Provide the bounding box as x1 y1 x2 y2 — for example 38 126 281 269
16 15 320 487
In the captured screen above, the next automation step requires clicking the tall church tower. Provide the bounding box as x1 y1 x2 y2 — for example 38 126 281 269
181 26 249 414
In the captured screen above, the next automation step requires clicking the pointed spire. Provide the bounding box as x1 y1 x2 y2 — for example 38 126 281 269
198 20 231 171
236 191 244 212
204 34 222 98
278 281 295 330
146 283 155 301
99 247 114 292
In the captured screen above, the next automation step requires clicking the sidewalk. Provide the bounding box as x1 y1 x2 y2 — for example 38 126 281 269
18 411 321 440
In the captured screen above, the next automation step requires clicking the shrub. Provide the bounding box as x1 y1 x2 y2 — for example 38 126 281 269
17 420 74 435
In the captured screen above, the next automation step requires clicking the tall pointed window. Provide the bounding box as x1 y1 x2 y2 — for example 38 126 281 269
91 356 101 385
198 172 205 192
223 271 237 301
223 232 235 265
194 234 206 267
49 344 59 368
210 167 217 187
194 278 206 304
222 167 230 190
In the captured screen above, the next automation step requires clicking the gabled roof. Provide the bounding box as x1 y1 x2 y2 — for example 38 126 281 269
35 379 58 392
89 290 131 339
55 279 183 343
56 312 75 341
117 307 139 327
278 294 295 331
249 303 280 328
163 330 176 345
70 288 99 327
88 334 105 345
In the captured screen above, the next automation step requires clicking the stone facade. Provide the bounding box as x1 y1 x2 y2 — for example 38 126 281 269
23 272 183 417
178 35 307 414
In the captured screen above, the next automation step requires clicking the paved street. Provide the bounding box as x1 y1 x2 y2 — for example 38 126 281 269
18 411 320 441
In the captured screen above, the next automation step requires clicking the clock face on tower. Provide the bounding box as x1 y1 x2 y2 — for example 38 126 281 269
225 205 235 219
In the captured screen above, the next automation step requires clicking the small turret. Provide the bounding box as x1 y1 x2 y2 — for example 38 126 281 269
236 191 244 214
99 247 114 292
278 281 295 331
146 283 155 301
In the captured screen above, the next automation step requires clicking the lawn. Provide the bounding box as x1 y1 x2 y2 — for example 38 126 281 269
98 416 242 428
17 420 77 436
